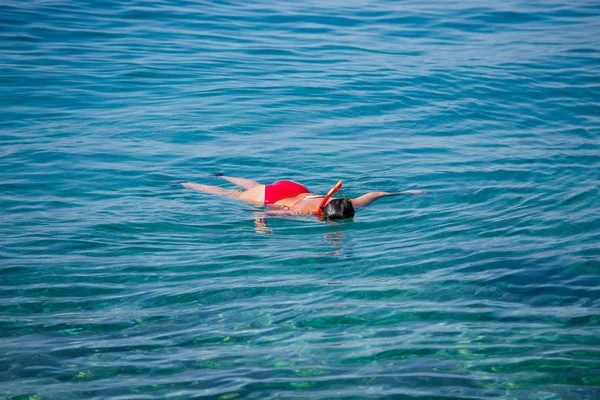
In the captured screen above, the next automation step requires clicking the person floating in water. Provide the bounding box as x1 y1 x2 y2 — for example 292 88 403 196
175 173 424 220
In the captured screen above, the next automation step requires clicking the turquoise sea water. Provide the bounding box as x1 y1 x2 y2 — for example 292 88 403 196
1 0 600 398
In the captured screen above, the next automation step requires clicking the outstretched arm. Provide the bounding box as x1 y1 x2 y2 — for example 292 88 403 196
351 190 424 208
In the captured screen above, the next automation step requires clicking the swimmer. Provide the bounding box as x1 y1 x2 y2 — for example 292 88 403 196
175 173 424 220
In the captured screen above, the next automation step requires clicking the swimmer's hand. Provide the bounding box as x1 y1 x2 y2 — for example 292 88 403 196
392 189 427 195
169 180 188 187
254 216 272 235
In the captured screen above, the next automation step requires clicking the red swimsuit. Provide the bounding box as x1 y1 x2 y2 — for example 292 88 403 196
264 181 310 205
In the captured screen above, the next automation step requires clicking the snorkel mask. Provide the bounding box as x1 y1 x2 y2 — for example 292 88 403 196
316 180 343 219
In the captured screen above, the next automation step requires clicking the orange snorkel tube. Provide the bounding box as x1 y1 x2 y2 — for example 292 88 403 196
316 180 343 219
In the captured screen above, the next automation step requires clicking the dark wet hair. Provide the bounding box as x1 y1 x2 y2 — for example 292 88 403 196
321 198 355 220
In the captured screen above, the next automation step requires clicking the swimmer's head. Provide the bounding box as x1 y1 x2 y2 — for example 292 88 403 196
321 198 355 220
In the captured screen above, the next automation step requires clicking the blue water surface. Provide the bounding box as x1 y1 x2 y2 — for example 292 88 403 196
1 0 599 398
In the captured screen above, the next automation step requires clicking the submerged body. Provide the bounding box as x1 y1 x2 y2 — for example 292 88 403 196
179 174 423 220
